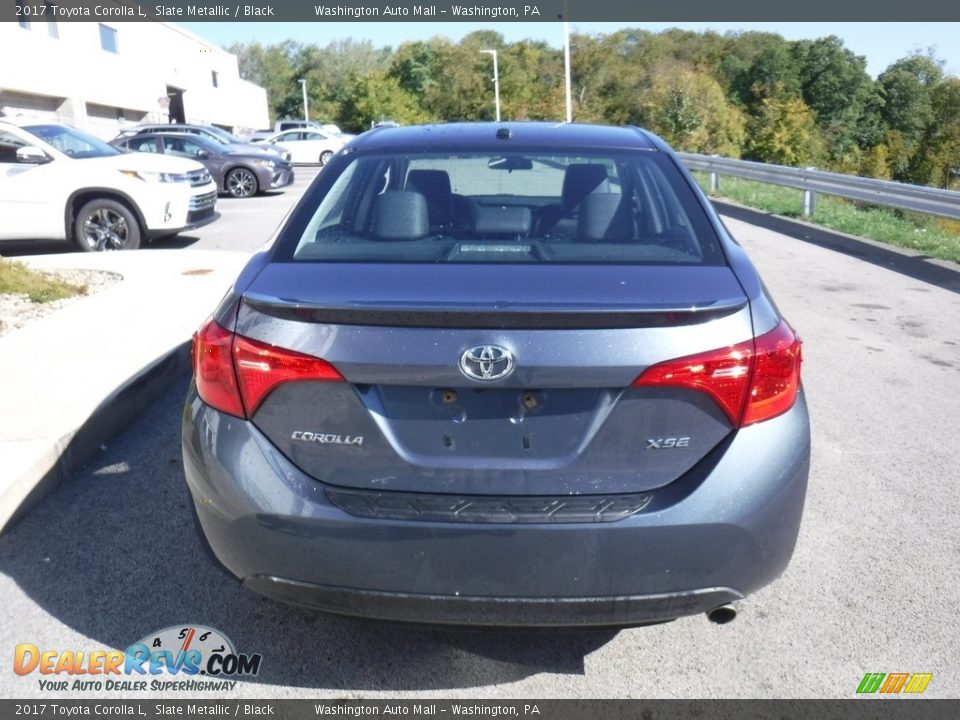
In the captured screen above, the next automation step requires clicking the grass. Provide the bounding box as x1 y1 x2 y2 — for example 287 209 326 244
0 259 87 303
692 171 960 264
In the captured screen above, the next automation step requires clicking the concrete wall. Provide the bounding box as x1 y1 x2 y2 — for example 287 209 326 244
0 21 269 139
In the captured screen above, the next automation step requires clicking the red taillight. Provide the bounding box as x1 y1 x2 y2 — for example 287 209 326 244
232 333 343 416
192 317 344 419
193 318 246 419
633 337 754 425
632 320 802 428
740 321 802 427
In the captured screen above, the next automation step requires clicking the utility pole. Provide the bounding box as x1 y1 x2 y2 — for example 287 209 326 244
480 49 501 122
563 22 572 122
298 78 309 122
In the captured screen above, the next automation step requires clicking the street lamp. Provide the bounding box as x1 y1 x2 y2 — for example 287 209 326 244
563 22 572 122
479 49 501 122
298 78 309 122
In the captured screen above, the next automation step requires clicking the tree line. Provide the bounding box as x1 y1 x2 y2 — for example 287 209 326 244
230 29 960 188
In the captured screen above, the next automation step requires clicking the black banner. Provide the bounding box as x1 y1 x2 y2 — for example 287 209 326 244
2 700 958 720
5 0 960 22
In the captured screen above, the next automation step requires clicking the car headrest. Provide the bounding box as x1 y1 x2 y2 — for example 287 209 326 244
372 191 430 240
562 164 610 212
578 194 633 241
406 170 453 200
406 170 454 226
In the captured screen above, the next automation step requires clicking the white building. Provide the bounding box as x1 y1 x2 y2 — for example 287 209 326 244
0 21 269 139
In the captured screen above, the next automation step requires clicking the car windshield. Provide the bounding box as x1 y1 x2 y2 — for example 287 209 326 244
24 124 120 159
285 150 725 266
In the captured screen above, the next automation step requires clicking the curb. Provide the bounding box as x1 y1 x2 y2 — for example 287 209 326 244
713 199 960 294
1 341 192 533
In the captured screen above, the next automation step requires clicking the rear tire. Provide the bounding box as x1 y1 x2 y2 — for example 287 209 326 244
225 167 259 198
73 199 141 252
319 150 333 166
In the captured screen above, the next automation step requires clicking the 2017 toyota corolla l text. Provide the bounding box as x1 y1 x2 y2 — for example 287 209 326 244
182 122 809 627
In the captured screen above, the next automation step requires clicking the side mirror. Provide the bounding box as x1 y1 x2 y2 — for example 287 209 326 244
16 146 51 164
196 150 210 159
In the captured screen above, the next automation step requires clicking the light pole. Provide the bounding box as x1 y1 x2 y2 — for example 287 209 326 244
480 49 501 122
298 78 309 122
563 22 572 122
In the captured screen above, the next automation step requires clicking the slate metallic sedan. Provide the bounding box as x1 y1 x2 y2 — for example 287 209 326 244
183 122 809 627
112 132 293 198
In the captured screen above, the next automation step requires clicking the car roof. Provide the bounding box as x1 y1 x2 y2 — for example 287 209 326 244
0 117 68 129
352 122 659 153
136 124 234 135
117 131 220 147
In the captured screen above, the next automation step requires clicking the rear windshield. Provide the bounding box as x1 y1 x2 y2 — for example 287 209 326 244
285 150 724 265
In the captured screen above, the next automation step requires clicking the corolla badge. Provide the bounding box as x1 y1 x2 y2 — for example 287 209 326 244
459 345 515 381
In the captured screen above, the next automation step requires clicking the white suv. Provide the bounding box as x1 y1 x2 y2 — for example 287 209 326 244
0 120 219 251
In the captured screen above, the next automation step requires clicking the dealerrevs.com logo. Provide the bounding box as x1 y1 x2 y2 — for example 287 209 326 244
14 625 261 692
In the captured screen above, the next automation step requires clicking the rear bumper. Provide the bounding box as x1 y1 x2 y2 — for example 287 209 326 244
182 389 810 626
245 576 740 627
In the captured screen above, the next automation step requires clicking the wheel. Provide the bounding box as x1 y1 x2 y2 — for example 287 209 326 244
319 150 334 166
225 167 259 198
73 199 141 252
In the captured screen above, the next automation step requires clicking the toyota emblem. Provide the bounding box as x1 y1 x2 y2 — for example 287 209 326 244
459 345 515 381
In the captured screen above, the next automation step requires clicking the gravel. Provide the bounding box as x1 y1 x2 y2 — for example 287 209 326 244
0 267 121 337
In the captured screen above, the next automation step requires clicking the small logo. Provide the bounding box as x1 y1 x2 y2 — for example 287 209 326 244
857 672 932 695
646 437 690 449
460 345 515 381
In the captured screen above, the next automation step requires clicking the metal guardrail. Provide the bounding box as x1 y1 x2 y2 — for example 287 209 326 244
678 152 960 221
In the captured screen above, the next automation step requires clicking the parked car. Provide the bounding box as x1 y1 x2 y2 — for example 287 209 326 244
241 129 275 143
111 132 294 199
252 129 349 166
0 119 217 251
113 124 291 163
183 122 809 627
274 119 349 137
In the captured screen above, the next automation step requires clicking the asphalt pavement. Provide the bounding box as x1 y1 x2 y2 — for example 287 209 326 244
1 175 958 699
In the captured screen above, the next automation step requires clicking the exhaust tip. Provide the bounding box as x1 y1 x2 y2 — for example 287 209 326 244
706 604 737 625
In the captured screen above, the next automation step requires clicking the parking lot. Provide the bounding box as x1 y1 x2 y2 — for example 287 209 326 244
1 173 958 699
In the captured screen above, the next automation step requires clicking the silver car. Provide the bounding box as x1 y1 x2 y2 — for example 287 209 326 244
183 122 809 627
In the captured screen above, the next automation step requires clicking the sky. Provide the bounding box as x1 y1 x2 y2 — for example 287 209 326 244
179 21 960 79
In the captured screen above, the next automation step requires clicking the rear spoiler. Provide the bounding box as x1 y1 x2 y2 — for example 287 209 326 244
241 294 747 330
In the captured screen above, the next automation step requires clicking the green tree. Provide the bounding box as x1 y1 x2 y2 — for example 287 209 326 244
732 38 802 110
339 71 430 131
911 78 960 188
792 36 879 162
878 53 944 145
643 65 746 156
746 94 825 167
389 40 440 98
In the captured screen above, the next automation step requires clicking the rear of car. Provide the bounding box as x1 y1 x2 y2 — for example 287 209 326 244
183 123 809 626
